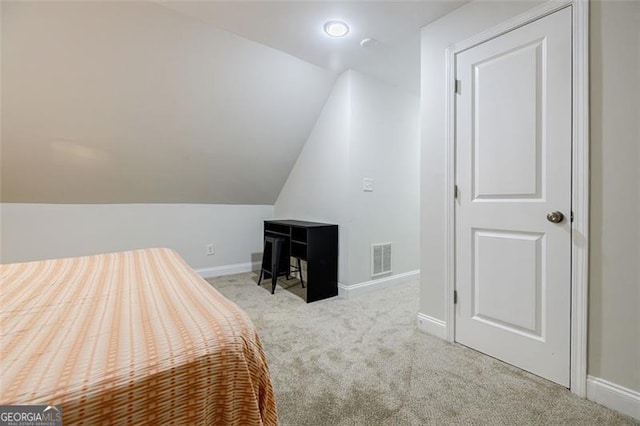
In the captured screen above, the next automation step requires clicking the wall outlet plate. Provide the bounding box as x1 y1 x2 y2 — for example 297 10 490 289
363 178 374 192
206 244 215 256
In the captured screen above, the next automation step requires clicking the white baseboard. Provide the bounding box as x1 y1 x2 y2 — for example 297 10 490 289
587 376 640 420
416 312 447 340
338 270 420 299
195 261 260 279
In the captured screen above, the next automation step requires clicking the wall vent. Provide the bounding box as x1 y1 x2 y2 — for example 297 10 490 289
371 242 392 277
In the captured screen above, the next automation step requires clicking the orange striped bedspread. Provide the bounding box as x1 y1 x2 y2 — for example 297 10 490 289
0 248 278 425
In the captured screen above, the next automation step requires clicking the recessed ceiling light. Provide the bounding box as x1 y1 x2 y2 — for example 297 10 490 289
324 21 349 38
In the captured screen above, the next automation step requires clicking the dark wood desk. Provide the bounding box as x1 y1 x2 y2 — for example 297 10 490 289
263 220 338 303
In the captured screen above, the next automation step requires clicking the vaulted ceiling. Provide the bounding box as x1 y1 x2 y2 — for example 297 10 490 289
156 1 467 94
1 1 465 204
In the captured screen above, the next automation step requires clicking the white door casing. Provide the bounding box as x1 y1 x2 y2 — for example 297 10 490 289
454 7 571 386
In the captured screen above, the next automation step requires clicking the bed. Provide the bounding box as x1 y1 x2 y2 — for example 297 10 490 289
0 248 278 425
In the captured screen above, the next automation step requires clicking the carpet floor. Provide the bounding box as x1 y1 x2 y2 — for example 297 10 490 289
207 273 638 426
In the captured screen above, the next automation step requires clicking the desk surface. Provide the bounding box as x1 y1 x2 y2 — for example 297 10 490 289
265 219 336 228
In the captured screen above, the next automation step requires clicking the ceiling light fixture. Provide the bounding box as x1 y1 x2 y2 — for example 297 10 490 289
324 21 349 38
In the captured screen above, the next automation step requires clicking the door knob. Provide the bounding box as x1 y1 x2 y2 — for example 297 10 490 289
546 211 564 223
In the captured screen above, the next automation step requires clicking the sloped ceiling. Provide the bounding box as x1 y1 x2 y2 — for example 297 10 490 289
156 1 467 94
1 1 336 204
1 1 465 205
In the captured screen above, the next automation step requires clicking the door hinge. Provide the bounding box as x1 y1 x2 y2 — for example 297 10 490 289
455 79 461 94
571 211 574 222
454 290 458 304
454 185 459 199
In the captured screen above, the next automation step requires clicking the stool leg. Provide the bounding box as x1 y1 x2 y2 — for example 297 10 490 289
271 267 277 294
298 258 305 288
271 240 282 295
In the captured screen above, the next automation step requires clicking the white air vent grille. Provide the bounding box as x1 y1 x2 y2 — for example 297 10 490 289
371 242 392 277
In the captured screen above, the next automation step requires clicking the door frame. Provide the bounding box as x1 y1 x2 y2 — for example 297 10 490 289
443 0 589 397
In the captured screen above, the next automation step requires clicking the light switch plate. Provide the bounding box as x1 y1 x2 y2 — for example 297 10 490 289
363 178 374 192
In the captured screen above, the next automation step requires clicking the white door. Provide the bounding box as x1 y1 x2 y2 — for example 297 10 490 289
454 7 572 386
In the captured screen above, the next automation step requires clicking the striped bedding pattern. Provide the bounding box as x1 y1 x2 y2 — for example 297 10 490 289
0 248 278 425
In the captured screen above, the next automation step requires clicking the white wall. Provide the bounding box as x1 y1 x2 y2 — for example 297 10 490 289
275 70 420 287
273 72 351 283
588 0 640 394
346 72 420 285
0 204 273 271
419 0 640 401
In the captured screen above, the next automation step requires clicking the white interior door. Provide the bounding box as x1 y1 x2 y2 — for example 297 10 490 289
454 7 572 386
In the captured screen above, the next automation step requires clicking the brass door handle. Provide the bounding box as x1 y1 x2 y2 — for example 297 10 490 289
546 211 564 223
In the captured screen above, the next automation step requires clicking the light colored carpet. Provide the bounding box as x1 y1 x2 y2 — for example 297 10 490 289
207 273 638 426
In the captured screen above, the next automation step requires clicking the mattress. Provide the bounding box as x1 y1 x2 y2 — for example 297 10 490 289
0 248 278 425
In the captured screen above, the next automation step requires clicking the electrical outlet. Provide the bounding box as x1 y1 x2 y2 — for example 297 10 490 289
363 178 374 192
206 244 215 256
